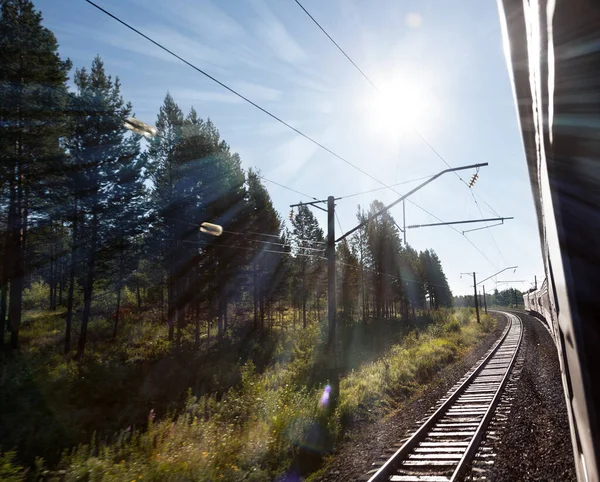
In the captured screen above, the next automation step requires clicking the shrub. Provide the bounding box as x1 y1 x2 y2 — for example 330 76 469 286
443 319 461 333
22 278 50 311
0 451 26 481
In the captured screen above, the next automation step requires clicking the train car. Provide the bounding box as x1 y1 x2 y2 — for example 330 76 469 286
500 0 600 479
523 279 554 340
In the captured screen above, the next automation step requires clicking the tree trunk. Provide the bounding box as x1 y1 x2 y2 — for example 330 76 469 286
76 211 98 360
58 254 64 306
176 276 185 347
302 298 307 329
259 282 265 330
0 222 11 347
167 266 175 341
136 280 141 309
195 298 200 348
160 279 165 322
65 201 78 354
9 160 23 350
253 262 258 329
113 247 124 339
49 238 55 310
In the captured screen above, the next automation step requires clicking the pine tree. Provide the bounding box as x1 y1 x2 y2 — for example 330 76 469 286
146 92 185 341
67 56 138 359
338 240 359 322
0 0 71 348
105 142 146 338
290 204 325 328
245 169 282 330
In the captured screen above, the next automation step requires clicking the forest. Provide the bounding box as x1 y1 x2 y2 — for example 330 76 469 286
0 2 502 480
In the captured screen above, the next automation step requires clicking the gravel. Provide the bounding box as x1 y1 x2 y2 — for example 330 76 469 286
315 315 507 481
483 312 576 481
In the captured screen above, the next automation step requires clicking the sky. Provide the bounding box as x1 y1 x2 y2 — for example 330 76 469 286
36 0 543 296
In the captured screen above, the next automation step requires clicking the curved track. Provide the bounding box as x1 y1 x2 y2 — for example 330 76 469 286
367 311 523 482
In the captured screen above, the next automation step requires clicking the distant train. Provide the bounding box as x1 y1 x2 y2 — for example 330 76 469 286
522 279 553 336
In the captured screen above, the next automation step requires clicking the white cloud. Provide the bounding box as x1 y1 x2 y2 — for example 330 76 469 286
170 88 243 105
268 136 319 180
232 80 282 102
250 0 307 64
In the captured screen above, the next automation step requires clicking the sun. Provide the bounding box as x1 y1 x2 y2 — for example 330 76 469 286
363 78 432 140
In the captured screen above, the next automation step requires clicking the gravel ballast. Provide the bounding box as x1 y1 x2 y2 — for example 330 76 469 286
483 312 576 481
316 315 507 481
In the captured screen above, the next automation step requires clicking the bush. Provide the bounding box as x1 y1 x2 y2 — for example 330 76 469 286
480 313 496 333
22 278 50 311
0 451 26 481
443 318 461 333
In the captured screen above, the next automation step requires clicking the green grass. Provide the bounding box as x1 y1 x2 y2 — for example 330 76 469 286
9 308 496 481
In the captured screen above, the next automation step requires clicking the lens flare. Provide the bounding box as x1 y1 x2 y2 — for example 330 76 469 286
320 384 331 406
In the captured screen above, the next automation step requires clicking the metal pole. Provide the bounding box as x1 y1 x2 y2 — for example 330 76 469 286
534 275 537 290
327 196 336 348
403 199 406 245
327 195 338 405
483 285 488 314
473 272 480 323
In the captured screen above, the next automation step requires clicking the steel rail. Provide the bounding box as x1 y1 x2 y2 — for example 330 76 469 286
367 311 522 482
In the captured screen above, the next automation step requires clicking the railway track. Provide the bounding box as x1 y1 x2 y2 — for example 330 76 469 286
367 311 523 482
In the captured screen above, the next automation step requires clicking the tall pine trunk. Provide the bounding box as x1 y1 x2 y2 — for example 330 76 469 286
113 247 124 339
0 222 11 347
259 281 265 330
65 201 78 354
302 298 307 329
194 298 200 348
136 281 141 309
167 266 175 341
9 159 23 350
77 211 98 360
49 236 55 310
176 276 185 347
253 261 258 329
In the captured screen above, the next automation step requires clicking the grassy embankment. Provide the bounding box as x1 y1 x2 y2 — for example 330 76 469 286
1 289 495 481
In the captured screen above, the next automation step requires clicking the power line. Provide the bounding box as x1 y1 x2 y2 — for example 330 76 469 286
335 211 345 240
84 0 468 254
292 0 500 268
335 259 449 289
87 0 496 269
256 174 317 201
338 174 434 200
469 191 508 265
292 0 378 91
161 237 325 260
162 217 325 247
84 0 393 190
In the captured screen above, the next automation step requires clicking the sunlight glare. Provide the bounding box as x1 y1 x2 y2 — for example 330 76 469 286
363 78 433 141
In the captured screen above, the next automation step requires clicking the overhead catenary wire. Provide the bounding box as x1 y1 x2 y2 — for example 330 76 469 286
256 174 318 201
162 216 325 247
84 0 492 267
338 173 435 200
292 0 501 268
84 0 395 190
161 237 326 260
335 258 449 290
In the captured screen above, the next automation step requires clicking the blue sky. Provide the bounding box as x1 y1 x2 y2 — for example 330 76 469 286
37 0 543 296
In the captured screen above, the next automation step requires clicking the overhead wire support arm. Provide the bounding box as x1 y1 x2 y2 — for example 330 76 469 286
407 217 514 230
290 198 342 213
476 266 518 286
463 221 505 235
335 163 489 243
